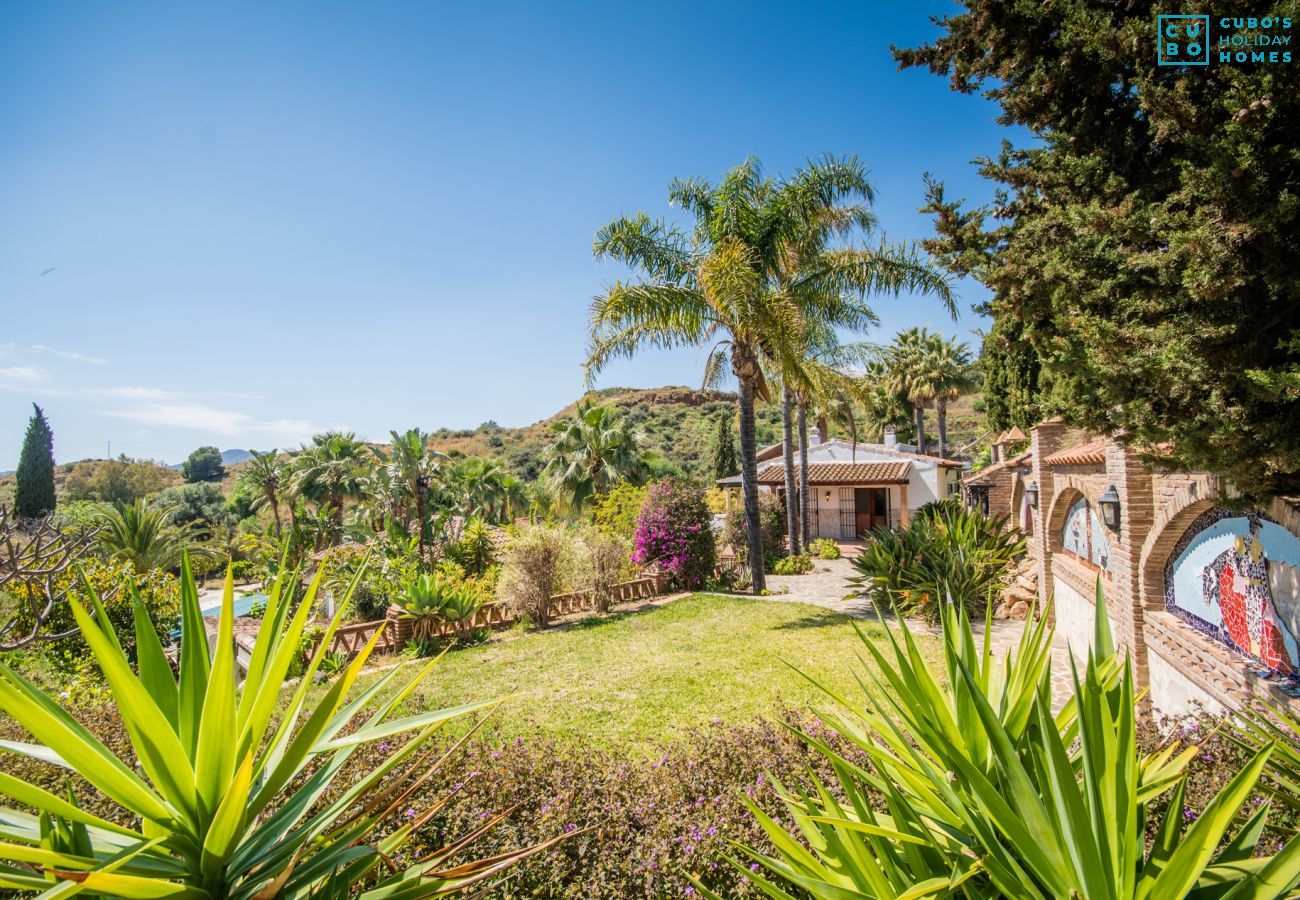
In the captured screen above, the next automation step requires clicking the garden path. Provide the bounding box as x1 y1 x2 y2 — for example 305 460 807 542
765 556 1079 709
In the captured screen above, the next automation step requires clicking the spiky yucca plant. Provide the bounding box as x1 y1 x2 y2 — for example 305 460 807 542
0 555 563 897
708 582 1300 898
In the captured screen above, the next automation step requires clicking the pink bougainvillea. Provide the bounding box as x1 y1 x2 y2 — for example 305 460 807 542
632 479 716 590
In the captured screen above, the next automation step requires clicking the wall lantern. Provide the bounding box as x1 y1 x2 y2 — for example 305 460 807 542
1098 485 1122 530
824 489 832 502
1024 481 1039 509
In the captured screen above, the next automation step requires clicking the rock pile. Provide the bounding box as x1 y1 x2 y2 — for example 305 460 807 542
994 555 1039 620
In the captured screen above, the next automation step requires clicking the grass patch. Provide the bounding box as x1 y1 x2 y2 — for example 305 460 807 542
341 593 937 752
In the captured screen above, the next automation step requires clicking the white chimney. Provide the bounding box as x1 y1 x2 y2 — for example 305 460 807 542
807 426 822 447
883 425 897 449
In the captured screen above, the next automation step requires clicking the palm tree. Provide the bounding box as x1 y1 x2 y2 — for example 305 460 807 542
785 334 878 548
288 432 370 541
238 449 285 536
588 157 906 591
766 179 957 554
499 474 529 524
371 429 445 558
927 335 976 458
884 327 945 454
542 401 648 516
446 458 513 522
859 360 914 443
95 499 202 571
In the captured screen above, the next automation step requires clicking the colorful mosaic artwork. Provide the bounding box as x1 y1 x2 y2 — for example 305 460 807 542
1165 508 1300 679
1063 498 1089 558
1060 496 1110 572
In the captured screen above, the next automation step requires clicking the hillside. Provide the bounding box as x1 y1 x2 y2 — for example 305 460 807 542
407 385 989 483
0 387 991 507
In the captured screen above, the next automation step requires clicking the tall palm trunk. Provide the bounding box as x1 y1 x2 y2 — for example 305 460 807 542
817 412 829 442
797 397 811 548
737 376 766 593
781 384 799 556
268 489 282 537
913 403 927 456
936 397 949 459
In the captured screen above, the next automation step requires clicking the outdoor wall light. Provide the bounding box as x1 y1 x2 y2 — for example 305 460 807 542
1099 485 1121 530
1024 481 1039 509
824 490 832 502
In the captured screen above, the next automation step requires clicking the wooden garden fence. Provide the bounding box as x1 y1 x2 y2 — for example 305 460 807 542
315 572 665 658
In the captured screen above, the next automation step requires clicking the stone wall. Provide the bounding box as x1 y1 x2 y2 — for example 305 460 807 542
1024 424 1300 718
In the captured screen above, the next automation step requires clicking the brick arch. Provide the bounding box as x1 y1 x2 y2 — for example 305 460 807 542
1010 472 1035 537
1045 485 1087 554
1137 495 1216 612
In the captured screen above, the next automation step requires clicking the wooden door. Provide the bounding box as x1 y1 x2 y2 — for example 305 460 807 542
854 488 872 537
854 487 891 536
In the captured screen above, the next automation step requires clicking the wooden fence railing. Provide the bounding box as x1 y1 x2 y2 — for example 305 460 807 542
315 573 664 658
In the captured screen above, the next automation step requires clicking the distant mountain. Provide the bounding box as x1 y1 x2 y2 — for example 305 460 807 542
166 448 254 471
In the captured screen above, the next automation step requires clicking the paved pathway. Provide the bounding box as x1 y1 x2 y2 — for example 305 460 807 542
765 556 1078 707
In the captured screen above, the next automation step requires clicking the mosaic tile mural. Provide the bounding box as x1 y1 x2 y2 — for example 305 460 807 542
1060 496 1111 572
1063 498 1090 558
1165 508 1300 678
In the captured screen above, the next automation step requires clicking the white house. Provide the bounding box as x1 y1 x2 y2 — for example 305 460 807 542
717 427 965 540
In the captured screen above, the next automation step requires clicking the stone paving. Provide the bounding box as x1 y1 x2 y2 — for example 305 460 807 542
765 555 1080 708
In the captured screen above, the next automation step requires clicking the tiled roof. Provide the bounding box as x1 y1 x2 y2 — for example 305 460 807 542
758 461 911 485
962 460 1008 485
1043 438 1108 467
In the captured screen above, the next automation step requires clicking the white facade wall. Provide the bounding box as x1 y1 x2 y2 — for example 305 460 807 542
1051 575 1106 664
1147 647 1226 719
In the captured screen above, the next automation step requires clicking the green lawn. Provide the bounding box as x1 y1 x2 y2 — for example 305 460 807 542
337 593 939 752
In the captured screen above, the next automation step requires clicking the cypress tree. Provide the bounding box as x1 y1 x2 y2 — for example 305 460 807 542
712 412 738 479
14 403 56 519
901 4 1300 498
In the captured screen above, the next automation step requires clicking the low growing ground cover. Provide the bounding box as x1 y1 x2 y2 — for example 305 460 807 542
338 593 919 751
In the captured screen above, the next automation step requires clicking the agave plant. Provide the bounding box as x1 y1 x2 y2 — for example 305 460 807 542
0 555 566 897
396 575 482 643
847 499 1026 620
708 581 1300 898
434 585 483 642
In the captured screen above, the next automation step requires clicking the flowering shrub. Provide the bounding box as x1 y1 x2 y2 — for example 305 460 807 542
3 703 1296 898
632 479 715 590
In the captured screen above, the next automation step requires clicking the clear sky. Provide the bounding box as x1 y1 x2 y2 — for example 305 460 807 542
0 1 1014 469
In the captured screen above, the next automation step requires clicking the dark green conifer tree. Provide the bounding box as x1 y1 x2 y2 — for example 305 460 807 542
901 3 1300 497
711 412 738 479
14 403 56 519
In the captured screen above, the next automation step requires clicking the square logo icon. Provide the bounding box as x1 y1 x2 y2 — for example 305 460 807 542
1157 14 1211 65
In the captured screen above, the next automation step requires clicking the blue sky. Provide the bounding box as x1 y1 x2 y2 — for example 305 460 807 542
0 1 1012 469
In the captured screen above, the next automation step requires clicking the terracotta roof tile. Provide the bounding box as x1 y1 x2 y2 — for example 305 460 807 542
758 461 911 485
1042 438 1108 467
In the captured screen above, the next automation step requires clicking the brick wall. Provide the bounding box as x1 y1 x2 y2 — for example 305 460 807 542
1027 423 1300 717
